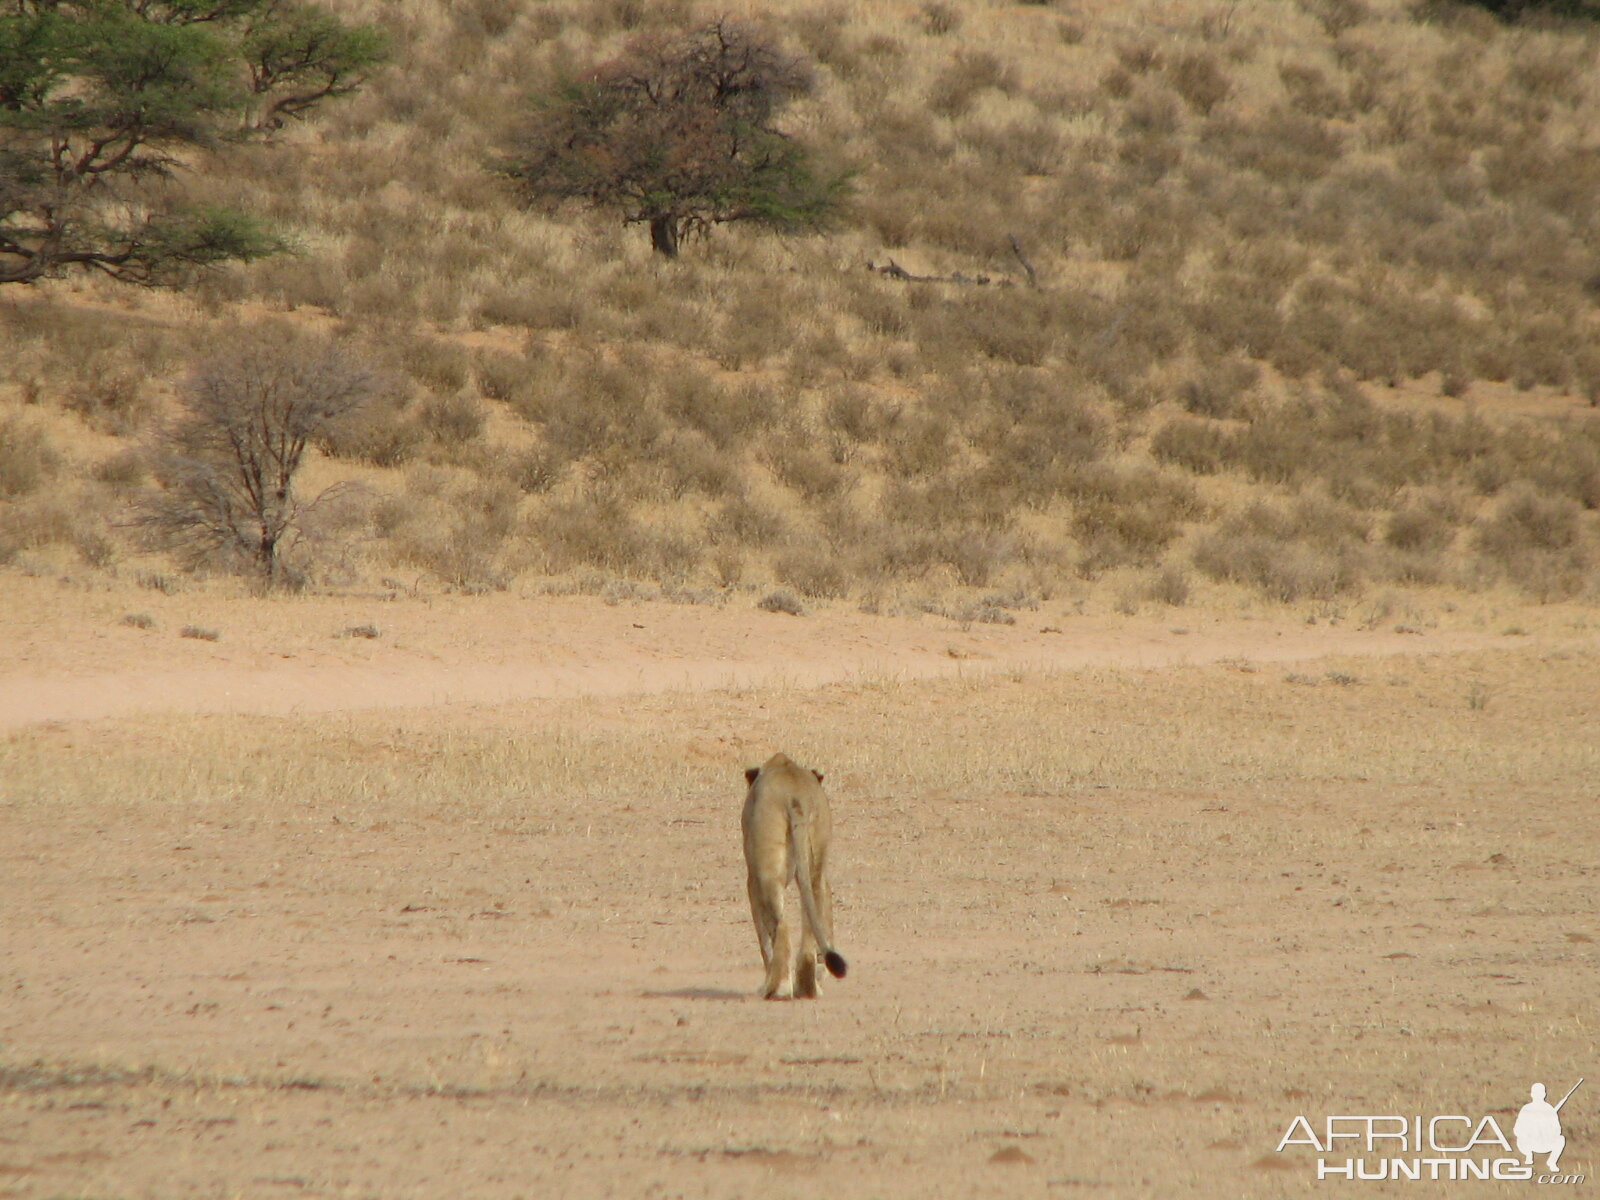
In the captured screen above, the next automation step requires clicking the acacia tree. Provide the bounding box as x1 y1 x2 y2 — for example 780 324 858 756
0 0 387 285
138 328 383 584
504 18 846 258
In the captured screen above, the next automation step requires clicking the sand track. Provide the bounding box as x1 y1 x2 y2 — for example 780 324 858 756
0 580 1532 729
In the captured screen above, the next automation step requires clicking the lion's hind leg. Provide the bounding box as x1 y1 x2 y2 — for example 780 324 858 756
753 874 795 999
795 921 820 998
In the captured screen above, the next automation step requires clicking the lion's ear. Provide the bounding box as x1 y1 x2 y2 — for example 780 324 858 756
744 766 761 785
812 770 825 784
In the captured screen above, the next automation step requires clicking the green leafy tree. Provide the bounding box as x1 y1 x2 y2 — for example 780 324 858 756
0 0 387 285
1455 0 1600 18
504 17 847 258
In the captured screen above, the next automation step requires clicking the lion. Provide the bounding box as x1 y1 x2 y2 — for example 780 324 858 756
741 753 848 1000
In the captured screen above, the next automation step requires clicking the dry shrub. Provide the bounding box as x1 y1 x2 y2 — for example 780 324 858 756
1168 51 1232 116
0 416 61 499
932 523 1017 587
920 1 961 36
0 483 112 569
1060 464 1204 523
765 437 853 503
532 491 666 577
1071 498 1183 576
1279 62 1350 119
399 337 474 396
1142 563 1191 606
1178 355 1260 418
91 448 148 490
1150 418 1232 475
757 588 805 615
709 495 787 548
928 50 1019 118
532 355 667 467
882 410 955 480
381 473 517 591
316 394 425 468
473 349 532 405
64 372 153 436
711 287 797 371
773 544 850 598
1192 501 1367 601
1473 486 1590 599
659 370 776 450
417 392 487 448
1302 0 1371 35
1383 499 1458 553
474 287 591 332
641 431 737 500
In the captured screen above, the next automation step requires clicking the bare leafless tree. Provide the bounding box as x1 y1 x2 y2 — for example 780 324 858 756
137 327 383 584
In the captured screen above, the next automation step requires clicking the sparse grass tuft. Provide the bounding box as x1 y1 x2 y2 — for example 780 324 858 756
757 588 805 616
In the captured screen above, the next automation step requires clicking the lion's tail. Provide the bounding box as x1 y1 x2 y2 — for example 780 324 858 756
786 797 848 979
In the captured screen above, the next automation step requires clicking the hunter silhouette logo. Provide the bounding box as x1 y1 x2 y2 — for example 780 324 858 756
1516 1079 1581 1173
1275 1078 1586 1183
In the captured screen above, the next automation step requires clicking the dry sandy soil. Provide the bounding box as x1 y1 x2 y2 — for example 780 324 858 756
1 574 1597 1198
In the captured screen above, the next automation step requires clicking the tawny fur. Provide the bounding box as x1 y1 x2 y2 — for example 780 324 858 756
741 753 848 1000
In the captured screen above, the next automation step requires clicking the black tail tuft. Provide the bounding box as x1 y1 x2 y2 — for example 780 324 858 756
824 950 848 979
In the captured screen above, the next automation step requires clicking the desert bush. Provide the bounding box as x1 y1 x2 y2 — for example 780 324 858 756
1193 529 1363 602
1142 563 1191 606
1383 499 1458 553
533 355 668 467
774 544 851 598
757 588 805 615
399 338 474 395
64 372 153 436
91 448 148 490
1072 497 1183 576
708 495 788 548
1192 500 1368 600
137 327 384 584
0 493 79 557
0 417 61 499
1474 486 1592 599
659 369 775 449
766 438 853 502
934 523 1016 587
1475 487 1583 560
417 392 487 448
532 491 653 576
1179 355 1260 418
1279 62 1350 119
1150 418 1232 475
928 50 1019 118
473 350 532 404
316 395 425 468
1058 464 1205 522
920 2 962 35
1168 51 1233 116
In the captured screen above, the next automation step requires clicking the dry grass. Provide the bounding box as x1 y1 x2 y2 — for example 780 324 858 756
1 0 1598 611
3 640 1596 1196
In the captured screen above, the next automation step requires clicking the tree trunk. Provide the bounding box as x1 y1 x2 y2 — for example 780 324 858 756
649 215 680 258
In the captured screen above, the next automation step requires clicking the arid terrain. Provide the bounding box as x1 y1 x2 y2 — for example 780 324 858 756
5 0 1600 1193
2 576 1596 1198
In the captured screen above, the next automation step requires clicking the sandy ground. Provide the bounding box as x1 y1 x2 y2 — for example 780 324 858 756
1 575 1597 1198
0 575 1551 730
